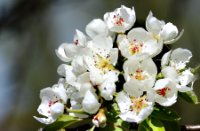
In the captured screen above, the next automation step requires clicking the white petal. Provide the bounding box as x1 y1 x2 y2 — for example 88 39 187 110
89 68 104 85
171 48 192 66
74 29 87 47
57 64 76 85
109 48 118 65
118 34 131 58
99 81 116 100
179 69 195 86
124 80 144 97
162 66 178 82
155 93 177 107
128 28 149 41
86 19 108 38
164 29 184 44
55 43 77 62
146 11 165 34
160 22 178 42
161 50 172 67
77 72 90 83
52 83 68 103
82 91 101 114
33 116 55 125
89 35 113 56
176 85 192 92
72 56 87 76
116 91 131 113
50 103 64 119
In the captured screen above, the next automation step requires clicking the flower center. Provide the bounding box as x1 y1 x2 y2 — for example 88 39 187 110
130 96 148 115
130 68 147 80
157 87 171 97
128 40 143 55
153 34 160 41
95 55 115 73
113 14 124 26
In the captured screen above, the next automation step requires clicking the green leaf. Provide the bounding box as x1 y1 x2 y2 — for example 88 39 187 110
179 91 199 104
151 106 181 121
147 118 165 131
139 118 165 131
138 120 152 131
43 115 81 131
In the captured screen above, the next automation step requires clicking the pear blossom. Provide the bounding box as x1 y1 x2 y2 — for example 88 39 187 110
161 48 192 70
35 5 199 130
34 83 67 124
84 35 119 100
123 56 157 91
117 28 162 58
56 30 92 63
116 91 154 123
104 5 136 33
153 79 178 106
146 11 184 44
161 48 195 92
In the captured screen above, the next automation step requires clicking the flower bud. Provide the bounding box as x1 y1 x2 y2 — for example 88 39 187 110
92 108 107 127
160 22 178 41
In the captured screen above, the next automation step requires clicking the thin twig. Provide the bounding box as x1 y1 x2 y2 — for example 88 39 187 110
181 125 200 131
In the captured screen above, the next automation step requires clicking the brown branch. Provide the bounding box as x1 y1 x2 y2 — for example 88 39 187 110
181 125 200 131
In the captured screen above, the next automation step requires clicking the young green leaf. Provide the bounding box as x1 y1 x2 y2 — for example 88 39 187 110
43 115 81 131
147 118 165 131
138 118 165 131
179 91 199 104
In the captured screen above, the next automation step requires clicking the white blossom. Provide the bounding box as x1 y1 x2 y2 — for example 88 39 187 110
34 83 67 124
161 48 195 92
123 56 157 91
153 79 178 106
118 28 162 58
116 91 154 123
146 11 184 44
104 5 136 33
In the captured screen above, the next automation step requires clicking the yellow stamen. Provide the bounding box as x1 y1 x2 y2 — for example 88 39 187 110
95 54 115 73
128 42 143 55
130 96 148 115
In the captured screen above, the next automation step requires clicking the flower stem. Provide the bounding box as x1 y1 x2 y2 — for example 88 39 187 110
67 108 87 114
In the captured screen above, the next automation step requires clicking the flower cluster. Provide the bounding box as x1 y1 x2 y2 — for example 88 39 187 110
34 5 199 130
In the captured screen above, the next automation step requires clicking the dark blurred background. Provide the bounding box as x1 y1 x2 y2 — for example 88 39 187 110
0 0 200 130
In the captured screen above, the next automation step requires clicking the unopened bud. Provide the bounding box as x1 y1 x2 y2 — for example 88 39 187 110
92 108 107 128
